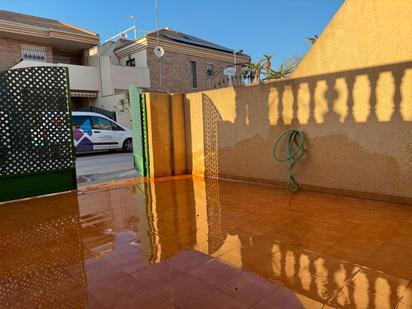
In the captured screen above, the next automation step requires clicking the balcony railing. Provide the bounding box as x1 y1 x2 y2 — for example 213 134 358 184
11 60 99 92
110 64 150 90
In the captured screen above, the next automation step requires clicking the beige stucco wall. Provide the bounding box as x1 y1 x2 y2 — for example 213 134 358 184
144 0 412 202
120 50 148 68
293 0 412 77
94 93 132 128
180 0 412 202
146 93 173 178
145 93 189 177
184 73 412 201
171 94 187 175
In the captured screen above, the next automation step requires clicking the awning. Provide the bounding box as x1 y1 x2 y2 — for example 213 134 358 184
70 91 97 98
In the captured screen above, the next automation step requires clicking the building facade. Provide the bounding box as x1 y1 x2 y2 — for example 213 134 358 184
0 10 100 110
0 11 250 128
114 29 251 93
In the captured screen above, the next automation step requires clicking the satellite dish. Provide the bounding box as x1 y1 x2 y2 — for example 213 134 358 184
154 46 164 58
120 32 128 40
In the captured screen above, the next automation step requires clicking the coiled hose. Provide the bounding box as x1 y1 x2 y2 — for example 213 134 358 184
273 129 305 192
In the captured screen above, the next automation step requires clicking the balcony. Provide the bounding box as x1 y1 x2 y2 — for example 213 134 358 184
99 56 150 96
11 60 99 92
11 59 151 96
111 64 150 90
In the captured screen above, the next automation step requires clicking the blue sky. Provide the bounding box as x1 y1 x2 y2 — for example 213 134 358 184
2 0 343 66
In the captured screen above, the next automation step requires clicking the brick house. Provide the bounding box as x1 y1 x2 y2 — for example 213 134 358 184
0 10 150 126
0 10 250 127
0 10 101 109
0 10 99 71
112 28 251 93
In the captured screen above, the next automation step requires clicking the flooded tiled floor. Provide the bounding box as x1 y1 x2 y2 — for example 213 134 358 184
1 175 412 308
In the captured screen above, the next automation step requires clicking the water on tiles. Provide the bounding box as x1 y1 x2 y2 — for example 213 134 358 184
1 176 412 308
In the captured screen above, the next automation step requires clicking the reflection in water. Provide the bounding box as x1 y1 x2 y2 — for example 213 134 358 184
0 193 87 308
1 176 411 308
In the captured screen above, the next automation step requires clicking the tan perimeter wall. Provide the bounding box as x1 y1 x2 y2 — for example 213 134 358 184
146 0 412 202
181 0 412 202
145 93 187 178
184 62 412 201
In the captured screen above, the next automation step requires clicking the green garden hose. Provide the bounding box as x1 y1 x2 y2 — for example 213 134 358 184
273 129 305 193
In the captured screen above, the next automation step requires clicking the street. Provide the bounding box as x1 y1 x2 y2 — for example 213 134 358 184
75 152 140 185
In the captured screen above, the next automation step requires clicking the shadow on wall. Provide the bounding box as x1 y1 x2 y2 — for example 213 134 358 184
186 60 412 200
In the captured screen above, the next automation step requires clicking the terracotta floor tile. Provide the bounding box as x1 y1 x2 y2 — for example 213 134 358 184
86 264 128 288
165 249 212 272
113 291 170 309
245 255 283 283
252 286 305 309
3 175 412 308
348 269 409 306
397 302 412 309
179 288 249 309
327 284 397 309
295 293 324 309
388 232 412 250
85 256 108 272
237 219 277 236
324 235 385 265
86 294 105 309
216 248 252 269
217 271 279 305
101 246 148 274
153 273 213 307
400 282 412 305
365 244 412 279
189 259 242 286
89 275 148 308
130 261 185 289
347 223 399 241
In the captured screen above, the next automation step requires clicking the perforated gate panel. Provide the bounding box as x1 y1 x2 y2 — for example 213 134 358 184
0 66 76 202
129 85 149 176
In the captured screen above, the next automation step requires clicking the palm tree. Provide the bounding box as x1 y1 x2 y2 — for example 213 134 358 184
265 62 295 80
241 60 264 84
306 35 319 45
241 64 253 84
263 53 273 78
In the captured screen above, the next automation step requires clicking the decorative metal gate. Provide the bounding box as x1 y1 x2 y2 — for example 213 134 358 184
129 85 149 176
0 66 76 202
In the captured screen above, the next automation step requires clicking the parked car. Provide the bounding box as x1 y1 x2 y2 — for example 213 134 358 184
72 111 132 154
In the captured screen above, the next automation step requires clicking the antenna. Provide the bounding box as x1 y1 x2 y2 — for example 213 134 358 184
155 0 163 88
104 16 151 42
130 16 137 39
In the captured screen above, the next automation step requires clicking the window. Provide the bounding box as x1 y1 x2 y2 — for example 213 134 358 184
126 58 136 67
111 122 125 131
91 117 113 130
206 64 214 76
190 61 197 88
72 116 90 129
21 45 47 62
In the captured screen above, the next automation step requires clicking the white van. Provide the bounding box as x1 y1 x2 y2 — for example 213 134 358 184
72 111 132 154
